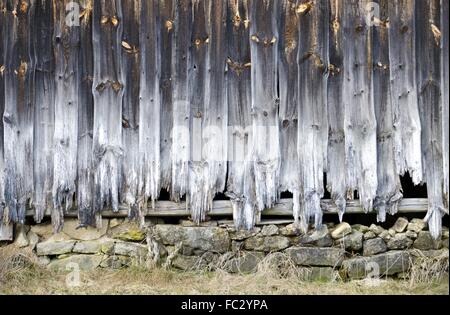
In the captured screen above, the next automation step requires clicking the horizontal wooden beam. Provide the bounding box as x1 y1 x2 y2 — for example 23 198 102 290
26 198 429 219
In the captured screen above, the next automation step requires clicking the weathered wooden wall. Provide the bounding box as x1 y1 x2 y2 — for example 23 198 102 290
0 0 448 240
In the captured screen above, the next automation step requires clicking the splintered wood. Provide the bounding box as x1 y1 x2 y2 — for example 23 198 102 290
0 0 448 240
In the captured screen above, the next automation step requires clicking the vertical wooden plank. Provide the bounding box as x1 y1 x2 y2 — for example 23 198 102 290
0 0 12 240
77 0 95 227
250 0 280 218
159 0 175 192
416 0 445 238
342 0 377 213
226 0 255 229
188 0 209 222
52 0 80 231
171 0 191 202
388 0 422 184
327 0 346 221
32 0 54 224
296 0 329 231
120 0 140 218
203 0 227 215
92 0 124 215
139 0 160 215
278 0 299 217
373 0 402 222
441 0 449 211
3 0 34 225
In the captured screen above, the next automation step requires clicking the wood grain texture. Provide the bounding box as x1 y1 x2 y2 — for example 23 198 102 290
0 0 447 241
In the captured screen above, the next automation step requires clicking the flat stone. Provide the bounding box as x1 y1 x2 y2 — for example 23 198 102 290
407 219 427 233
413 231 442 250
154 225 230 253
261 225 279 236
352 224 370 233
331 223 352 239
341 251 411 280
410 249 449 259
63 218 109 241
37 256 51 267
47 254 103 271
73 238 115 254
364 231 376 240
109 218 124 229
231 241 243 252
113 241 148 257
405 230 418 239
302 267 339 282
387 233 413 250
36 238 76 256
388 229 396 237
229 228 261 241
335 231 363 252
299 225 332 247
179 220 218 227
100 255 132 269
243 236 290 252
224 252 265 273
171 255 201 271
369 224 385 235
392 217 409 233
443 239 449 249
109 221 146 242
363 238 387 256
285 247 346 267
279 224 301 236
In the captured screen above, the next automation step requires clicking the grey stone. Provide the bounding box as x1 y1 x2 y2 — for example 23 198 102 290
171 255 201 270
109 221 146 242
13 226 29 248
413 231 442 250
244 236 290 252
341 251 411 280
100 255 131 269
387 233 413 250
442 227 449 239
335 231 363 252
388 229 396 237
63 218 109 241
410 249 449 259
405 230 418 239
369 224 385 235
392 217 409 233
113 241 148 257
154 225 230 253
261 225 279 236
179 220 218 227
299 225 332 247
27 230 40 250
407 219 427 233
279 224 301 236
363 238 387 256
36 238 76 256
285 247 346 267
231 241 243 252
331 222 352 239
352 224 370 233
443 238 449 249
229 228 261 241
224 252 265 273
37 256 51 267
109 218 124 228
379 230 392 241
302 267 339 282
73 238 115 254
47 254 103 271
364 231 377 240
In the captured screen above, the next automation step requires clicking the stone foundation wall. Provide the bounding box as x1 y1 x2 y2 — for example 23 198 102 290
8 217 449 281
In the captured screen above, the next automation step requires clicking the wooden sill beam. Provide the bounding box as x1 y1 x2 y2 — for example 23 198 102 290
25 198 429 218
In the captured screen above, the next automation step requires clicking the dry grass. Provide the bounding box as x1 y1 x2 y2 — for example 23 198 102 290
0 246 448 295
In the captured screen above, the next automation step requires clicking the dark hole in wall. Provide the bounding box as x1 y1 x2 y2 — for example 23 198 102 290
400 172 428 198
